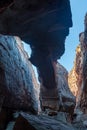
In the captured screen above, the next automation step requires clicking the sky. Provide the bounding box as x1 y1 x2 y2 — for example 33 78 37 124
59 0 87 71
23 0 87 72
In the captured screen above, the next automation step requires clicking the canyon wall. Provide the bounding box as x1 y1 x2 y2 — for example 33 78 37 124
0 35 40 113
68 44 82 97
0 34 75 115
40 62 75 113
79 14 87 114
68 14 87 114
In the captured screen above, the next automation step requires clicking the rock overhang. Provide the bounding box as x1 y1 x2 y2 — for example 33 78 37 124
0 0 73 89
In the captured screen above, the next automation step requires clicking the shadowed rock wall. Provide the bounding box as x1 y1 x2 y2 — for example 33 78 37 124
0 0 72 89
40 62 75 113
0 35 40 113
79 14 87 114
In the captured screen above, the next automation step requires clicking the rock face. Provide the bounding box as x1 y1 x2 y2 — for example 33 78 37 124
68 37 84 113
0 35 40 113
68 44 82 97
0 0 72 90
0 35 76 130
68 14 87 114
0 5 73 129
11 112 76 130
57 62 75 113
40 62 75 113
78 14 87 114
0 1 77 129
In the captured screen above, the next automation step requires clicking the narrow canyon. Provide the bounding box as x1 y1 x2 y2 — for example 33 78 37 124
0 0 87 130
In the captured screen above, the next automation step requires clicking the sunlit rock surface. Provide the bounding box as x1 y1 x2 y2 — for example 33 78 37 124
68 14 87 120
68 45 82 97
68 35 85 114
0 35 40 113
69 14 87 115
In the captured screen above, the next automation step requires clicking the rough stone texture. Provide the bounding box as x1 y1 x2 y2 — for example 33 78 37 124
79 14 87 114
0 0 72 90
68 36 84 113
0 35 40 113
0 0 72 43
56 62 75 103
68 44 82 97
4 111 87 130
40 62 75 114
68 14 87 115
72 114 87 130
13 112 75 130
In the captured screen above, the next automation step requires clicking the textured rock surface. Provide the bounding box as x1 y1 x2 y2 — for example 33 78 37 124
68 44 82 97
56 63 75 114
40 62 75 113
4 111 87 130
68 35 84 113
0 0 72 90
13 112 75 130
68 14 87 115
78 14 87 114
0 0 72 43
0 35 40 113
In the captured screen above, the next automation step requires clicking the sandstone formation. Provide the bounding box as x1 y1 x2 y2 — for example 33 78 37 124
78 14 87 114
0 34 77 130
40 62 75 114
68 44 82 97
0 1 81 130
0 35 40 113
56 62 75 113
68 36 84 113
9 112 76 130
1 16 87 130
0 34 75 113
0 0 72 90
68 14 87 115
5 111 87 130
